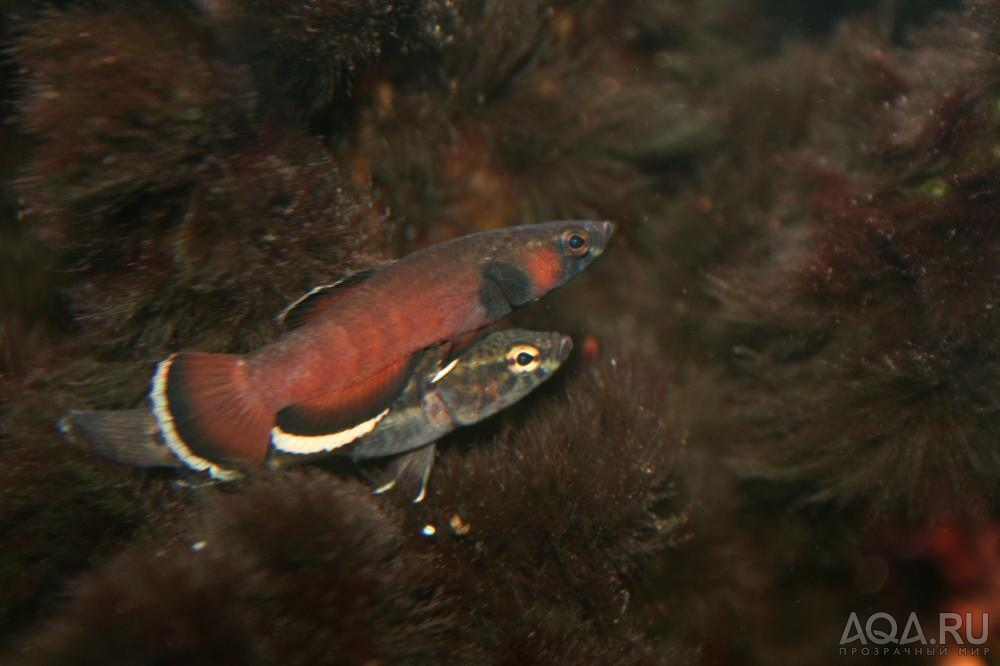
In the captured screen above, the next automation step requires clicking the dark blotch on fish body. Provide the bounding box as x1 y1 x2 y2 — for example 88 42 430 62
480 261 533 317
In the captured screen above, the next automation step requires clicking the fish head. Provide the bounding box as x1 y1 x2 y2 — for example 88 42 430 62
478 220 615 310
434 329 572 425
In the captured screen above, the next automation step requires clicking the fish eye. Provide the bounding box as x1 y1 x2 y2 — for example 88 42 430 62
506 344 542 373
562 230 590 255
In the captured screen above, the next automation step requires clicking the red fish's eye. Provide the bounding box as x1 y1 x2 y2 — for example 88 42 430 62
563 230 590 255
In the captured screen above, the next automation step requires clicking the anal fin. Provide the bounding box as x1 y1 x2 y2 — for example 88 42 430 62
271 353 418 454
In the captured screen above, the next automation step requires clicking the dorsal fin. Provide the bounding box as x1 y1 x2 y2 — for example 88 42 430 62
277 267 381 330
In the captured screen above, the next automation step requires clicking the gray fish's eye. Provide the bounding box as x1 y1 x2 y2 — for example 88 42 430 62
506 344 542 373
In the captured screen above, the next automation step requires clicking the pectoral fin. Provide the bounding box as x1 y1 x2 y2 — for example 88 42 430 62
373 444 437 503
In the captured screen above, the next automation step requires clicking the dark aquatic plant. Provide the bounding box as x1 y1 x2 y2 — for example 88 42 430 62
2 3 387 648
718 0 1000 519
3 0 1000 663
203 0 443 118
12 5 389 358
10 474 462 666
383 351 685 662
9 353 685 665
339 0 720 247
0 435 153 651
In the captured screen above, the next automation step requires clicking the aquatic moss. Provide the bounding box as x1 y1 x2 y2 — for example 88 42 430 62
2 1 999 664
12 5 390 357
206 0 442 117
718 0 1000 519
381 350 684 661
0 443 150 649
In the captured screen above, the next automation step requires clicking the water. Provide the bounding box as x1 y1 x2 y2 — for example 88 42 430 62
0 1 995 663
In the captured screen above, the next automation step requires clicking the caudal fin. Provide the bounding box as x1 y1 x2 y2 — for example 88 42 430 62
151 352 272 477
59 409 182 469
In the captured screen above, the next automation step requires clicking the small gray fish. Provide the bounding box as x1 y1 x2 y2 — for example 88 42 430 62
274 329 573 501
60 329 571 500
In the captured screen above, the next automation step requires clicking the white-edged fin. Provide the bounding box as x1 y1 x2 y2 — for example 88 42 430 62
276 267 381 330
150 355 242 481
271 408 390 454
430 358 460 384
372 478 396 495
275 282 338 326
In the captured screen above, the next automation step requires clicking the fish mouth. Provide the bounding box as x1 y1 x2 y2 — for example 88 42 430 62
556 334 573 362
590 221 616 257
601 220 615 240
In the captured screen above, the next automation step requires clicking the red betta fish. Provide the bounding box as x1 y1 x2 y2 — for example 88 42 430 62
150 221 614 478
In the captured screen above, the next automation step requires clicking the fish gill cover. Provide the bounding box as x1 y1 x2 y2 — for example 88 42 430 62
0 0 997 664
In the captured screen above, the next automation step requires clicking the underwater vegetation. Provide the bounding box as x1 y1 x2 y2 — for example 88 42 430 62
11 356 681 665
1 0 998 663
12 4 389 359
718 0 1000 518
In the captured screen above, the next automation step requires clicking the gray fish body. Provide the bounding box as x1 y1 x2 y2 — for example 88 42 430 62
349 328 572 501
349 329 571 462
340 352 454 462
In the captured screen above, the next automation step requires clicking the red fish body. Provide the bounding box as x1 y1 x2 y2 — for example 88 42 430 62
152 221 613 477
